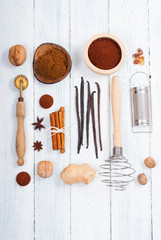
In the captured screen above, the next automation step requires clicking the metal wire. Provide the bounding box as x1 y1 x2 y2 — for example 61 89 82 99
100 149 135 191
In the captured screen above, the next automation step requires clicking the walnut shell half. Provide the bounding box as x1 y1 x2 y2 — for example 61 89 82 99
9 45 26 66
37 161 53 178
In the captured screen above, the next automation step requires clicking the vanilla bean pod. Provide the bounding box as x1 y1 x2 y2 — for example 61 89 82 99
91 91 98 158
75 86 81 153
86 81 91 148
95 82 102 151
80 77 84 146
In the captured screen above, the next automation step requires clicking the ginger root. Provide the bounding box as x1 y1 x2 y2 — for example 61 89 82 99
60 163 96 184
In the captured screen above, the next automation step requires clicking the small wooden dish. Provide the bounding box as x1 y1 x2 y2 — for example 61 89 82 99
33 43 72 84
84 33 126 75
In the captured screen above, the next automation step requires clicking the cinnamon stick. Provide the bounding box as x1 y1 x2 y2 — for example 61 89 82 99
50 113 58 150
55 111 61 149
60 107 65 153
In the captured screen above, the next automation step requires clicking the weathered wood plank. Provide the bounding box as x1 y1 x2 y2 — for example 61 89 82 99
109 1 152 239
0 1 34 239
34 0 71 239
149 0 161 239
70 0 110 240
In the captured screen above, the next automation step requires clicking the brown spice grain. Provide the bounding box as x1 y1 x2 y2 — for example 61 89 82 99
137 48 143 55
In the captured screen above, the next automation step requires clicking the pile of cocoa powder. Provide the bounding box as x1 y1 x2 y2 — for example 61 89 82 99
88 38 122 70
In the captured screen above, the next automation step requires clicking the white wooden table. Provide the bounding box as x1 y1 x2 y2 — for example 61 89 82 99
0 0 160 239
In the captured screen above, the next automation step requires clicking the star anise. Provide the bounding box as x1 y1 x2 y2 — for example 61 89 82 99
32 117 45 131
32 141 43 152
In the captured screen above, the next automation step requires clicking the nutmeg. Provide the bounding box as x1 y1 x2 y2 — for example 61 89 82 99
137 173 147 185
144 157 156 168
37 161 53 178
9 45 26 66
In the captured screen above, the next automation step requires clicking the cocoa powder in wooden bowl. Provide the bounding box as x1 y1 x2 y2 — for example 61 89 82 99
84 33 125 75
33 43 72 84
88 38 121 70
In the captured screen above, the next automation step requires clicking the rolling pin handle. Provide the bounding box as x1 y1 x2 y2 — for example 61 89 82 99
16 102 26 166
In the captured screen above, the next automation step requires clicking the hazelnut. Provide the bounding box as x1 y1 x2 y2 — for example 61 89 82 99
137 173 147 185
37 161 53 178
144 157 156 168
9 45 26 66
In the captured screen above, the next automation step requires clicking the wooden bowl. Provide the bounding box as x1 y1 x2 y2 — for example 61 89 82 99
84 33 126 75
33 43 72 84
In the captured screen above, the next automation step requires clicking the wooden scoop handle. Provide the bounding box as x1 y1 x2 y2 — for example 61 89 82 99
111 76 122 147
16 102 26 166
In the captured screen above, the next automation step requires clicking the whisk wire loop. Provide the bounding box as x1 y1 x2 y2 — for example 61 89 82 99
100 147 135 191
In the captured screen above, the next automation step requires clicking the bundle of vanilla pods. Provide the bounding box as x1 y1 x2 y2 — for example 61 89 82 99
75 77 102 158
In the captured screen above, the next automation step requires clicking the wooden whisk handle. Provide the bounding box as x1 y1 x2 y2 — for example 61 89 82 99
16 102 26 166
112 76 122 147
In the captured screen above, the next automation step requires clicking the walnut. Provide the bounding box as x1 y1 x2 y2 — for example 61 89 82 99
37 161 53 178
9 45 26 66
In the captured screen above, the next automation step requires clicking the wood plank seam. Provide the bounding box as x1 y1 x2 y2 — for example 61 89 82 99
69 0 72 240
33 0 36 239
148 0 153 238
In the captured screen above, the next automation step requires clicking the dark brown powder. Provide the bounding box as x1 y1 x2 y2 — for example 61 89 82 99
16 172 31 186
38 49 68 79
88 38 122 70
39 94 54 109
